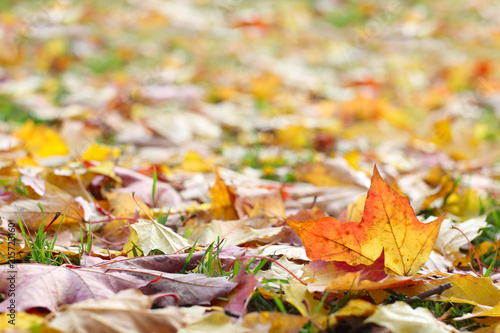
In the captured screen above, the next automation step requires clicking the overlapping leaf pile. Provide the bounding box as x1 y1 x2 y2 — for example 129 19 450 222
0 0 500 332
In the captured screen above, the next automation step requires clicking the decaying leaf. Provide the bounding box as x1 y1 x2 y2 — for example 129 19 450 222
287 166 445 275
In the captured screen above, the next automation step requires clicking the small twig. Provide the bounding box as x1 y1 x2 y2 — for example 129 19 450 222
404 282 452 305
310 196 318 209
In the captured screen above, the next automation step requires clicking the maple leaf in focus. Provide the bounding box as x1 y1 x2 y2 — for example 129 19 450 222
287 166 445 276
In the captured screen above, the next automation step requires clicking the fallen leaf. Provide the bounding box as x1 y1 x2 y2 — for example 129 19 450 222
235 188 286 219
178 311 244 333
188 219 283 246
304 254 418 293
0 264 147 312
365 301 458 333
114 166 181 207
318 299 377 330
45 289 186 333
368 274 500 308
123 219 191 257
243 311 309 333
0 241 26 264
283 279 330 316
88 161 122 183
287 166 446 275
0 312 43 331
209 172 239 220
19 168 45 196
223 271 260 316
0 183 83 230
433 215 487 253
295 158 370 187
14 121 69 158
82 143 120 162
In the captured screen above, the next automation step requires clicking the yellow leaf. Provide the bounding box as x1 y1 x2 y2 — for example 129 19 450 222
243 312 309 333
209 172 238 220
0 241 27 264
283 280 330 316
87 161 122 183
345 194 366 222
15 121 69 158
181 151 213 172
432 119 452 146
0 312 43 330
250 71 281 99
276 125 311 149
82 143 120 162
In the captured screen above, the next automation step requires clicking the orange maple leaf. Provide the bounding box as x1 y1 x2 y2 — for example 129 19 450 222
209 171 239 220
287 166 445 276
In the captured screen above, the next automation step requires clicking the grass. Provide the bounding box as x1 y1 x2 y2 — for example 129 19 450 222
17 206 70 266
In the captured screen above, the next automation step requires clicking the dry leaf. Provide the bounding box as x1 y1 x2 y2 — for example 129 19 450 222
287 166 445 275
123 219 191 257
46 289 186 333
209 172 239 220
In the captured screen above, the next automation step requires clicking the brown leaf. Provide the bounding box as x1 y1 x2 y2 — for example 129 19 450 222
46 289 186 333
0 183 82 230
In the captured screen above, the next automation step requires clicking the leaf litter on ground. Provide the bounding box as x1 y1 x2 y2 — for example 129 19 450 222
0 0 500 332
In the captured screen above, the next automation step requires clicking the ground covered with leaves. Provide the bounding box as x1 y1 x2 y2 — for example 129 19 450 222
0 0 500 332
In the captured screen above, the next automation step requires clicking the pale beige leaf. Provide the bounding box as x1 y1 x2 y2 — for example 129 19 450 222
125 219 191 255
365 302 458 333
47 289 186 333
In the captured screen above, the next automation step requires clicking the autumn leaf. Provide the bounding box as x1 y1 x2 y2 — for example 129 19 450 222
0 264 146 312
0 183 83 230
209 171 239 220
46 289 186 333
122 219 191 257
287 166 446 275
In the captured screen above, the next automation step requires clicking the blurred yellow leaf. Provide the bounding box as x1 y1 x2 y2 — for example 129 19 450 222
0 312 43 330
243 311 309 333
82 144 120 162
250 71 281 99
443 188 481 220
432 119 452 146
181 151 213 173
15 121 69 158
276 125 311 149
88 161 122 183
